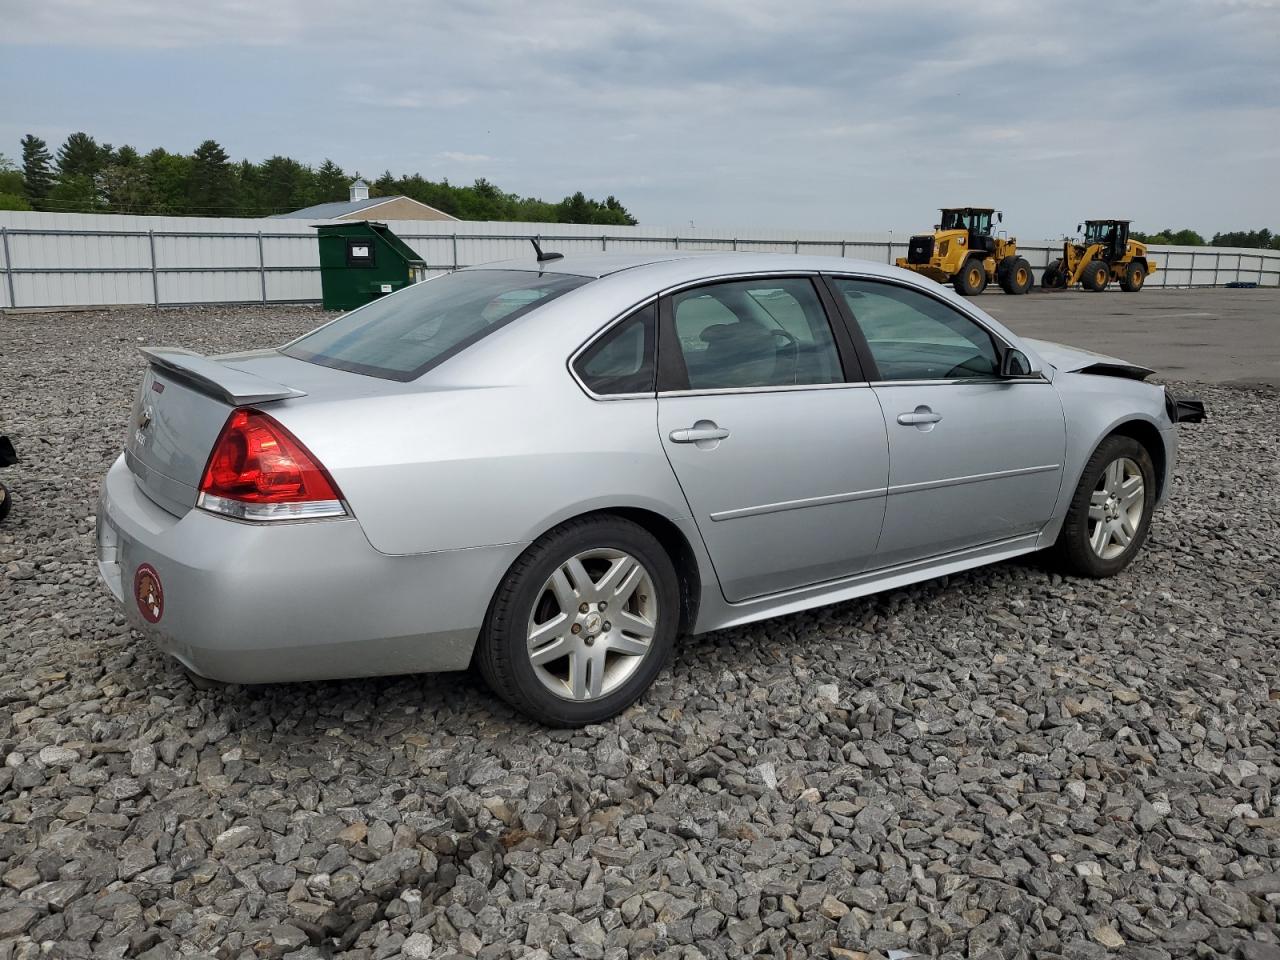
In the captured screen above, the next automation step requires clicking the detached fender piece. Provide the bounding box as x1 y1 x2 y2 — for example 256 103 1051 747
1021 339 1155 381
1166 394 1206 424
1075 361 1156 382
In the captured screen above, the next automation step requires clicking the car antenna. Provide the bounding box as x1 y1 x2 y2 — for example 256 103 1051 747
530 238 563 263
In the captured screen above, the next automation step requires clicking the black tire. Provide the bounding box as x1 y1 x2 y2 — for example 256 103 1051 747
1081 259 1110 291
953 257 987 296
996 255 1016 292
1052 435 1156 578
1041 259 1066 289
1120 260 1146 292
1000 257 1033 295
476 515 679 726
0 482 10 523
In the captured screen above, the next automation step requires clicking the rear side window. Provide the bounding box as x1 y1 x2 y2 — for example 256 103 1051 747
284 269 590 381
574 303 656 396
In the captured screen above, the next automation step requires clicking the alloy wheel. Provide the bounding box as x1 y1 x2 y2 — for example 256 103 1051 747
1088 457 1145 559
525 548 658 701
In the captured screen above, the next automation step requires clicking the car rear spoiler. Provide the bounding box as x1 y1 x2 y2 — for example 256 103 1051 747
139 347 307 405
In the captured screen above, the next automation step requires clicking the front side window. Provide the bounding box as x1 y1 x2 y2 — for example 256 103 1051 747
574 303 656 395
666 278 843 390
940 210 991 233
283 269 590 381
832 278 1000 381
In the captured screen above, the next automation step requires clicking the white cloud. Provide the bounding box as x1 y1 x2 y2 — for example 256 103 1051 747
437 151 494 164
2 0 1278 234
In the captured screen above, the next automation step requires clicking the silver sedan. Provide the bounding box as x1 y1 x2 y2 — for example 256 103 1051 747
96 252 1203 725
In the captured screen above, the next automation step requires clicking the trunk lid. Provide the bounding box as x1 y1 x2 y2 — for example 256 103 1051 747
125 348 309 516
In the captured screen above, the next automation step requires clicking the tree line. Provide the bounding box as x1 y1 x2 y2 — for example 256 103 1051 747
1130 227 1280 251
0 132 638 225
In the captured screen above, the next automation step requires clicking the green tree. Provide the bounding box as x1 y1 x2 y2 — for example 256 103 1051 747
98 144 148 212
232 159 263 216
1132 227 1205 246
258 155 309 213
143 149 192 214
56 131 109 180
47 174 100 212
20 134 54 208
1211 228 1277 250
10 129 641 222
313 159 349 202
0 155 31 210
188 139 234 214
0 153 24 197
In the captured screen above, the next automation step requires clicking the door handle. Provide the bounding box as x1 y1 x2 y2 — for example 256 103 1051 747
897 406 943 428
669 424 730 443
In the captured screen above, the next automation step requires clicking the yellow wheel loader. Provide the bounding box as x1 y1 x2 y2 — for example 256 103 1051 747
1041 220 1157 293
896 207 1034 296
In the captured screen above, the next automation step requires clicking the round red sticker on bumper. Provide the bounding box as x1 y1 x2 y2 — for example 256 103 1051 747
134 564 164 623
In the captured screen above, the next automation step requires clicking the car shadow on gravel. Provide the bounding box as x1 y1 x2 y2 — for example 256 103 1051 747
176 551 1062 739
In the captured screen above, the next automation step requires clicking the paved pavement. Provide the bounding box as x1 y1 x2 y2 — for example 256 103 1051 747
977 287 1280 387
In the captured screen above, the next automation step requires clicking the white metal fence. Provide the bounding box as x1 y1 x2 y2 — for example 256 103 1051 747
1 210 1277 310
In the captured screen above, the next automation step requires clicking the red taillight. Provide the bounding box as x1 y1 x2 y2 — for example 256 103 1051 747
197 409 346 521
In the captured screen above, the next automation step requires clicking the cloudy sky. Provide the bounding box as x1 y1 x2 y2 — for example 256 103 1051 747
1 0 1277 237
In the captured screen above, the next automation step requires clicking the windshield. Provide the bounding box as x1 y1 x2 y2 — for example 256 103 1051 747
940 210 992 233
1084 222 1115 243
283 269 590 381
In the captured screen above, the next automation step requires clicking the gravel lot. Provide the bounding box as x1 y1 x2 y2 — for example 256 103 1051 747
2 305 1279 960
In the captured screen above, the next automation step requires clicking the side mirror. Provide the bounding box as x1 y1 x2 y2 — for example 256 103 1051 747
997 211 1003 223
1000 348 1041 379
1076 223 1082 233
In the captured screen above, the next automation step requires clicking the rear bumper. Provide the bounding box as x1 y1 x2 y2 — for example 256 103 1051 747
96 455 525 683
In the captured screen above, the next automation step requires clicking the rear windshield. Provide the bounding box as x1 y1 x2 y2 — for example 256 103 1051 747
283 269 590 380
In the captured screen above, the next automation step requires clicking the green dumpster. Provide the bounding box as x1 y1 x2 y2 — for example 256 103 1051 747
316 221 428 311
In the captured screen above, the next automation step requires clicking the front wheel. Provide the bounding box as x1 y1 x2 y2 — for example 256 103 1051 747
1042 259 1066 289
953 258 987 296
476 515 679 726
1082 259 1111 291
1120 261 1146 292
0 481 10 523
1000 257 1033 294
1053 435 1156 577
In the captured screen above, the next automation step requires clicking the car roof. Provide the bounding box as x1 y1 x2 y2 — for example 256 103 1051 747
461 250 908 283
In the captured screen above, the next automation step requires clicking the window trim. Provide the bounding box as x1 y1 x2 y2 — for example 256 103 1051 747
569 300 658 399
655 273 864 395
566 296 661 401
819 272 1046 386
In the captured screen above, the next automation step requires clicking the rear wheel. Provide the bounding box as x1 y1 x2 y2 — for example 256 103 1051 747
1000 257 1033 295
1053 435 1156 577
954 258 987 296
0 481 10 523
1120 261 1146 292
1041 259 1066 289
1082 259 1111 291
476 515 679 726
